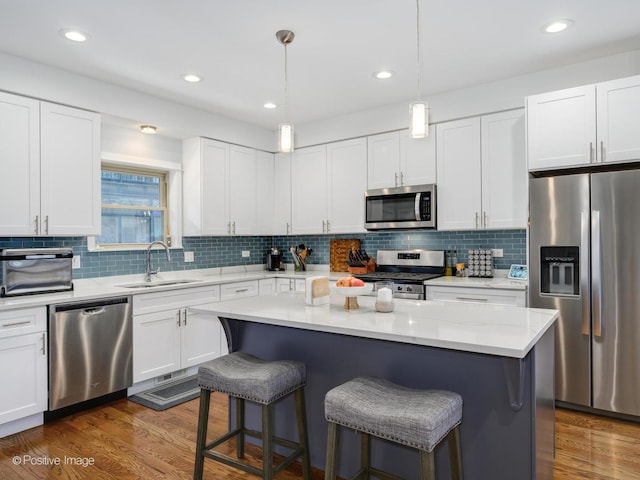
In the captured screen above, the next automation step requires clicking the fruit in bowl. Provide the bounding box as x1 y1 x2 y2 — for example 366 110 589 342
335 277 365 287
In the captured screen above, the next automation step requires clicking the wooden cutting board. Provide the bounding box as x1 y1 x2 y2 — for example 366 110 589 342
330 239 361 272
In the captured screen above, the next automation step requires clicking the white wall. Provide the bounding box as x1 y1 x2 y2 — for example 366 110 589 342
0 51 274 151
295 49 640 147
101 123 182 165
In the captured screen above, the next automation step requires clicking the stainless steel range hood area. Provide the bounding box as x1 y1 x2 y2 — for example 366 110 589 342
0 247 74 297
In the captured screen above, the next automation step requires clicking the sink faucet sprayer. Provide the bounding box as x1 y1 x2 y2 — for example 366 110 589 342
145 241 171 282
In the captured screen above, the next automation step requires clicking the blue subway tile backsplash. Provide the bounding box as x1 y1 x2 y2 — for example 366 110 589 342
0 230 526 282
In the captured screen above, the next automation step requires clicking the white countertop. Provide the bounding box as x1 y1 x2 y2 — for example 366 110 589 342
191 292 557 359
425 271 527 290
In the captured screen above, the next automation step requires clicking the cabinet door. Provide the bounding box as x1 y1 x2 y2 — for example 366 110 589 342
133 310 181 383
367 132 400 189
276 278 293 292
0 332 47 424
255 150 275 235
40 102 101 235
597 75 640 164
229 145 258 235
527 86 596 170
291 145 328 234
481 110 527 229
327 138 367 233
274 153 292 235
259 278 276 296
399 126 436 186
0 92 40 236
181 310 221 368
436 118 481 230
425 285 526 306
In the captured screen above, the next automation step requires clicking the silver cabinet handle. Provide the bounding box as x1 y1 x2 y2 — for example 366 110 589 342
232 221 236 235
326 219 330 233
41 333 46 355
600 141 605 163
227 222 231 234
475 212 479 229
34 215 39 234
286 222 290 234
400 171 405 186
322 220 326 233
580 210 590 336
183 308 187 326
394 172 398 187
483 211 488 228
589 142 594 163
177 310 182 327
44 215 49 234
235 288 249 293
592 210 602 337
456 297 488 302
2 320 32 327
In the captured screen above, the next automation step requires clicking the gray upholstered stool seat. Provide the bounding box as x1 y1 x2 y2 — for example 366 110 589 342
194 352 311 480
324 376 463 480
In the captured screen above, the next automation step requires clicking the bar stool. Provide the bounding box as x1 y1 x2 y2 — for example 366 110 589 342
193 351 311 480
324 376 463 480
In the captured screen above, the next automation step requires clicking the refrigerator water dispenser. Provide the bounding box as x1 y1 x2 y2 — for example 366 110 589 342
540 246 579 296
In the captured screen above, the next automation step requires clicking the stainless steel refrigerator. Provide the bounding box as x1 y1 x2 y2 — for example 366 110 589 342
530 170 640 416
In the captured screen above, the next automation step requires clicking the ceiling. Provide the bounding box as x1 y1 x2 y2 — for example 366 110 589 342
1 0 640 133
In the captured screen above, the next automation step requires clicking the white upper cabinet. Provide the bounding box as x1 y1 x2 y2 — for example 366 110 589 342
291 145 328 234
183 138 273 236
367 128 435 190
327 138 367 233
274 152 292 235
255 150 275 236
527 74 640 170
596 75 640 164
0 92 40 236
437 110 526 231
0 93 100 236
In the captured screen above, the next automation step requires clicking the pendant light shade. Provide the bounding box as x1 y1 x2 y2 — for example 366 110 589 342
276 30 295 153
279 123 294 153
410 101 428 139
410 0 429 138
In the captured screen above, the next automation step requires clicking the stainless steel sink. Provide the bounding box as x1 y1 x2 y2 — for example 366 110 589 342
116 279 201 289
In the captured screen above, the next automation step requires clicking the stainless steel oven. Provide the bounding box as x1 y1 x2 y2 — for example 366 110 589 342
365 184 436 230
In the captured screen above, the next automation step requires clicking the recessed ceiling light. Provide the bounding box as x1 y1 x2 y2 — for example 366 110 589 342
59 29 90 42
542 19 574 34
374 70 395 80
264 102 277 109
139 125 157 134
183 74 202 83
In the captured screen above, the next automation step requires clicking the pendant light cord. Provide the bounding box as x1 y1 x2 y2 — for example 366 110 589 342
284 43 289 123
416 0 421 101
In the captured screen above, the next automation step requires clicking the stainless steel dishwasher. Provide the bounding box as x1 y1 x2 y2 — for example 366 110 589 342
49 297 132 410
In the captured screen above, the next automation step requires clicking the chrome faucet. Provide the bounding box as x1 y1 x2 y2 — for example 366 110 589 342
145 241 171 282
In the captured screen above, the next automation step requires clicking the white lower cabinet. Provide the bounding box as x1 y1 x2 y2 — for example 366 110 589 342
259 278 276 296
0 307 47 436
425 285 526 307
132 286 221 383
275 278 306 292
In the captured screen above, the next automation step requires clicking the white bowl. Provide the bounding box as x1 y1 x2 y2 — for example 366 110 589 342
330 284 373 296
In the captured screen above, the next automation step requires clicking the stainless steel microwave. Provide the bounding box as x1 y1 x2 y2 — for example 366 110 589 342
364 184 436 230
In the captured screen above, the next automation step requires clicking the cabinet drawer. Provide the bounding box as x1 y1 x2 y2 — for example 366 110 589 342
220 281 259 301
133 285 220 315
425 286 526 307
0 307 46 338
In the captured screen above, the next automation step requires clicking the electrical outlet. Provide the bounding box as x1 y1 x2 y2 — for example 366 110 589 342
72 256 81 269
491 249 504 258
242 250 250 258
184 251 195 262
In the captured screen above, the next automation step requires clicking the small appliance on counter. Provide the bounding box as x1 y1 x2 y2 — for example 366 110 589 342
266 247 284 271
0 247 74 297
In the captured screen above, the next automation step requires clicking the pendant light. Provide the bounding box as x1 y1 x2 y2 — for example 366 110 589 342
410 0 429 138
276 30 295 153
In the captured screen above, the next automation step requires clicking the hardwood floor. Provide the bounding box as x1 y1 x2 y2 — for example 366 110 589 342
1 394 639 479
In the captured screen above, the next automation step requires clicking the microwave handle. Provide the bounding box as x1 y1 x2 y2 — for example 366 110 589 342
415 193 422 221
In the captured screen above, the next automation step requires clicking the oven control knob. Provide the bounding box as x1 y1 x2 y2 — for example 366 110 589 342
406 286 412 292
396 286 402 291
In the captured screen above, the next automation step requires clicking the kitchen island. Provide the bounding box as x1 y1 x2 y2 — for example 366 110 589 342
192 292 558 480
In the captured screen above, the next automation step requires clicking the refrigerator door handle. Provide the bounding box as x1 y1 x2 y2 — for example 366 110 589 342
581 210 590 336
592 210 602 337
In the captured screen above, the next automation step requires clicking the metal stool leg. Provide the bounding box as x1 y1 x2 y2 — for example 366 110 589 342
262 403 274 480
324 421 340 480
294 388 312 480
448 426 463 480
419 450 436 480
193 389 211 480
236 397 245 458
360 432 371 479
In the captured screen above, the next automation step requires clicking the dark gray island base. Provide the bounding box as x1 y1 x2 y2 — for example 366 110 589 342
218 317 555 480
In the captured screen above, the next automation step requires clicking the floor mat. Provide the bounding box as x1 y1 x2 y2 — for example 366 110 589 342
129 375 200 411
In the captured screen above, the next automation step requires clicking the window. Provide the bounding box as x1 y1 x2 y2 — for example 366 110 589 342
96 165 170 248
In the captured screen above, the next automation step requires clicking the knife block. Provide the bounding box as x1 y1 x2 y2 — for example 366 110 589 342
347 258 376 275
